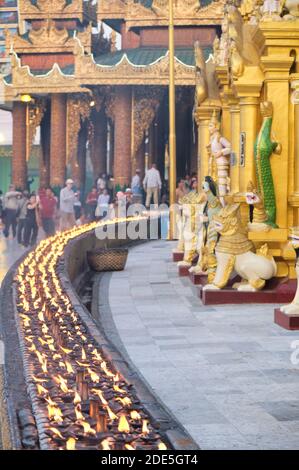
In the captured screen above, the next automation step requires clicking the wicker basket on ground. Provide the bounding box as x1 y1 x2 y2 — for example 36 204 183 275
87 248 128 272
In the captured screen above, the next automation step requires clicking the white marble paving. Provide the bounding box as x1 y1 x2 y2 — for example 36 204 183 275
108 240 299 450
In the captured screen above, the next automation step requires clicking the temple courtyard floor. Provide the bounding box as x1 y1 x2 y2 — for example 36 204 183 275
0 235 28 449
105 240 299 450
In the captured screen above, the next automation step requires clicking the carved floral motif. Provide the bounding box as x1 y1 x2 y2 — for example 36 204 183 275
67 94 92 157
98 0 226 26
18 0 96 22
132 87 165 167
27 99 47 159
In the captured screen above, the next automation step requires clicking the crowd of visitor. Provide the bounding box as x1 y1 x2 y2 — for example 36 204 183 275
0 166 197 247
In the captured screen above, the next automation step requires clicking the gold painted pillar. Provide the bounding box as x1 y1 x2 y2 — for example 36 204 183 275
288 78 298 226
229 101 241 195
194 107 215 183
221 101 231 142
234 92 261 196
287 76 299 230
215 67 231 140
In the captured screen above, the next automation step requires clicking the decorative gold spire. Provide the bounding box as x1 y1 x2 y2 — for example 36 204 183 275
210 109 221 130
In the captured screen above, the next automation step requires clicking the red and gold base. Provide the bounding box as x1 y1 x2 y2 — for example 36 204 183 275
198 278 296 306
189 272 208 285
274 308 299 330
172 252 184 262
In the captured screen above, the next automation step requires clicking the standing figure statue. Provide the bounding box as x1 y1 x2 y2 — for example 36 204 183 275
189 177 222 281
209 110 232 205
280 228 299 315
283 0 299 20
177 190 206 269
261 0 282 21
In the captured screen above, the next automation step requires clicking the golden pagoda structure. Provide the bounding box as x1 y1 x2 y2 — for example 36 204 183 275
192 0 299 280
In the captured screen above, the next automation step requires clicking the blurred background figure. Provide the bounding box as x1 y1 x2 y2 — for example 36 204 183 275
96 188 110 220
131 169 143 203
17 190 29 245
3 185 21 239
23 194 39 247
39 188 57 238
60 179 76 231
85 186 98 222
74 191 82 225
176 178 189 203
97 173 107 192
143 163 162 208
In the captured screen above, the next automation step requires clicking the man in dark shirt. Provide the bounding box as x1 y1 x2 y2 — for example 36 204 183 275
39 188 57 237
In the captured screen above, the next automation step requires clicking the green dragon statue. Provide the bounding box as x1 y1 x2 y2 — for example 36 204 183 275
254 101 281 228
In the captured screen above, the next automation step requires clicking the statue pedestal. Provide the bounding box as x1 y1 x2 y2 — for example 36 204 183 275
172 252 184 262
178 255 199 276
189 272 207 285
178 265 191 277
198 278 296 305
274 308 299 330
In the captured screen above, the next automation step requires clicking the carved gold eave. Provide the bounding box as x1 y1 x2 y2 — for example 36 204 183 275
5 25 92 55
261 55 294 80
259 20 299 53
0 77 14 103
6 52 89 97
74 43 196 86
98 0 226 29
232 65 264 98
215 65 229 89
6 38 198 98
97 0 126 20
18 0 96 24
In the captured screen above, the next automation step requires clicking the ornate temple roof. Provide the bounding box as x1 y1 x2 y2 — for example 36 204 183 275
94 47 213 68
18 0 97 24
98 0 225 29
2 40 212 96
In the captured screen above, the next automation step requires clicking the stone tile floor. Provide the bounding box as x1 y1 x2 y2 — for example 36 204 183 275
108 240 299 450
0 235 26 287
0 233 27 449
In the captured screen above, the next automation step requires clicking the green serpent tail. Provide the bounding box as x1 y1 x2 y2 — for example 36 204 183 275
254 117 278 228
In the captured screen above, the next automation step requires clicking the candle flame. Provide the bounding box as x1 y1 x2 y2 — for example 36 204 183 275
118 414 130 433
75 404 84 421
74 391 82 405
49 427 65 440
36 384 48 395
142 420 150 435
78 420 96 435
101 439 111 450
66 437 76 450
125 444 135 450
158 442 167 450
106 406 118 421
130 410 141 420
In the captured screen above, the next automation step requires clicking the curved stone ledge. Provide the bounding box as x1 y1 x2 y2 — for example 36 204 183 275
1 219 197 450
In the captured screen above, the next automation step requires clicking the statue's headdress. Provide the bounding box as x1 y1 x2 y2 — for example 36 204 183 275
209 109 221 130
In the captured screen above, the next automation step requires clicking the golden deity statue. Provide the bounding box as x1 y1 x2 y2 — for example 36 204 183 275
208 110 232 206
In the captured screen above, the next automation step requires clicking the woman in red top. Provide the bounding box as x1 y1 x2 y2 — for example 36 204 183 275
85 187 98 222
39 188 57 237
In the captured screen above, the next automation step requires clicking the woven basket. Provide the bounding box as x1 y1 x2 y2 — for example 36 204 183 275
87 248 128 272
